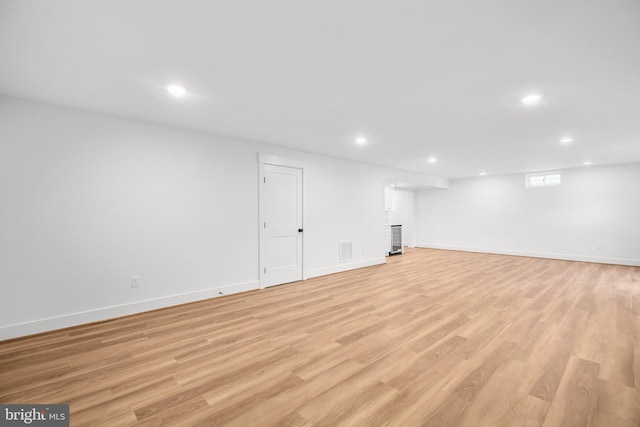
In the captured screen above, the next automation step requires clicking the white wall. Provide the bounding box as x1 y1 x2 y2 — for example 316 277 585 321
385 188 416 248
416 163 640 266
0 96 441 339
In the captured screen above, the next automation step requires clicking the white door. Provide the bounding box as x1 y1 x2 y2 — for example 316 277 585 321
261 164 303 287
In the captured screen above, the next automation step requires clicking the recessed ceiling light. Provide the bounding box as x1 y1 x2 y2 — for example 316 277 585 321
583 161 592 166
559 137 574 145
427 157 437 164
355 137 367 145
166 85 187 97
479 172 487 176
521 93 543 105
390 184 396 187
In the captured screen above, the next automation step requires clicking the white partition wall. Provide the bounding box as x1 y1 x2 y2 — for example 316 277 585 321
416 163 640 266
0 96 447 339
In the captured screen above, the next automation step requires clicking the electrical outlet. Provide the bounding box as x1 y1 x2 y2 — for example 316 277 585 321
131 276 140 288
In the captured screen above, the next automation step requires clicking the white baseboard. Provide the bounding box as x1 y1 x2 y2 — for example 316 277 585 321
306 257 386 279
0 280 259 341
1 256 388 341
416 243 640 267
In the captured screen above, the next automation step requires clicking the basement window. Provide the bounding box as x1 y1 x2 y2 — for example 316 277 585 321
526 172 561 188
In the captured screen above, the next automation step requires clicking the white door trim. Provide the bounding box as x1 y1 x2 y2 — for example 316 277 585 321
258 153 307 169
258 153 306 289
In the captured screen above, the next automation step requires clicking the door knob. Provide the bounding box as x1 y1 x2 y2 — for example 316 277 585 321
298 228 304 232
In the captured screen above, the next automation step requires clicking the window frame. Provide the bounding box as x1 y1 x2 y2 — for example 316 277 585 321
525 171 561 188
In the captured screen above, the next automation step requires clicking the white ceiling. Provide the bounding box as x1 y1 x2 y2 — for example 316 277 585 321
1 0 640 179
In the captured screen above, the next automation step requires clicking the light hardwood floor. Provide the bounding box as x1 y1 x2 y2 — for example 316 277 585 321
1 248 639 426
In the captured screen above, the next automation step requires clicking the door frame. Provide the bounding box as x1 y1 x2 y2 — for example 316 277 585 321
258 153 307 289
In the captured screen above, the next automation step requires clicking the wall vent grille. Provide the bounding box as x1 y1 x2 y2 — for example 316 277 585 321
339 241 353 263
